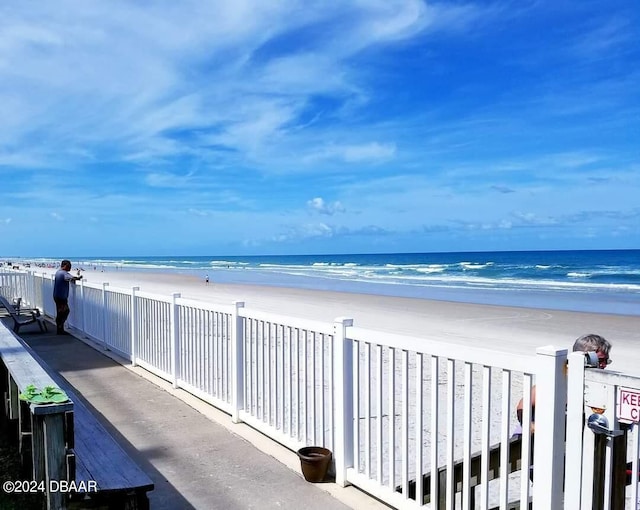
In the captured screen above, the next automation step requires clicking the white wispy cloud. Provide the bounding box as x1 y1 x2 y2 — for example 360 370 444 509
302 142 397 165
272 222 334 242
270 222 391 244
145 171 195 188
0 1 490 175
511 212 558 226
188 208 210 217
569 17 634 59
307 197 346 216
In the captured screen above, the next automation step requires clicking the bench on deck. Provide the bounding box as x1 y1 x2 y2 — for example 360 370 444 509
59 372 154 509
402 430 638 509
0 296 48 334
0 322 153 509
398 436 531 510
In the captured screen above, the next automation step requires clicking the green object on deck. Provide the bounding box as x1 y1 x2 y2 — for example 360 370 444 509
19 384 69 404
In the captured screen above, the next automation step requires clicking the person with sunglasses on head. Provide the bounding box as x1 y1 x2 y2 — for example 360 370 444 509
511 334 612 484
514 334 612 437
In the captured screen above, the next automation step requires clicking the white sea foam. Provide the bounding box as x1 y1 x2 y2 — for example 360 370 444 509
460 262 493 270
209 260 249 266
245 264 640 294
416 266 446 273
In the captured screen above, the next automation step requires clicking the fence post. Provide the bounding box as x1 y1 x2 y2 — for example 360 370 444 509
564 351 587 509
130 287 140 366
333 316 354 487
79 277 86 335
231 301 245 424
40 272 47 314
50 273 56 320
170 293 181 389
47 272 55 321
532 345 568 509
27 270 35 307
101 283 109 350
68 282 77 331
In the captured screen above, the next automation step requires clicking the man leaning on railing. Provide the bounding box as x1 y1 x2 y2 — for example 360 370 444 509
53 259 82 335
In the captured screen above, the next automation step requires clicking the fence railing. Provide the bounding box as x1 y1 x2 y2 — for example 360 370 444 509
2 270 570 509
566 353 640 510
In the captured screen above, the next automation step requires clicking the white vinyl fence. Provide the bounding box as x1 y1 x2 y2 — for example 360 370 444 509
566 352 640 510
2 270 574 509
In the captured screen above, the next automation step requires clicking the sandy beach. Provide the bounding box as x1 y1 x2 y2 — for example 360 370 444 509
39 267 640 376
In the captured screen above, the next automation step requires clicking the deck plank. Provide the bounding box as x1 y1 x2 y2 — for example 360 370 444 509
1 323 153 498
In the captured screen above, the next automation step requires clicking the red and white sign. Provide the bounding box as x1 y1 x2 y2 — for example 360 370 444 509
618 387 640 423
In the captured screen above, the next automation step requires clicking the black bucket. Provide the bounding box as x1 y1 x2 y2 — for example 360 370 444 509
297 446 332 482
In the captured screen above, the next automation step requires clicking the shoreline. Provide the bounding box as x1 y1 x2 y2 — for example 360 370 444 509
29 263 640 316
35 267 640 375
7 249 640 318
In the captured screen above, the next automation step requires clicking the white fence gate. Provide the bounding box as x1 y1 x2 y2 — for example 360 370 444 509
566 352 640 510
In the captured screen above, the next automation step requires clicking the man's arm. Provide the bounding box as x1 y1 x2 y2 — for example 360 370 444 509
517 386 537 433
64 272 83 282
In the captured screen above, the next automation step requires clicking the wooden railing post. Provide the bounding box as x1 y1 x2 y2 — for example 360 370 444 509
29 402 73 510
333 316 354 487
231 301 245 424
532 345 568 509
8 376 19 420
44 414 67 510
170 293 181 389
130 287 139 366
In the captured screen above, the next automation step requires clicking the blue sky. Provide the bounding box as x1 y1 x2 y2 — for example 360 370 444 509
1 1 638 257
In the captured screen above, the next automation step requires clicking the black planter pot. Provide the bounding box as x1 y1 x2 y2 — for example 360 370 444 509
297 446 332 482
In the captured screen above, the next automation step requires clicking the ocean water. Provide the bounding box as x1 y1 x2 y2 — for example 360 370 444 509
21 250 640 316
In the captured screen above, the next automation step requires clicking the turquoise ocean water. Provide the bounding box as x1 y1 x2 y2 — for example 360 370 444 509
19 250 640 316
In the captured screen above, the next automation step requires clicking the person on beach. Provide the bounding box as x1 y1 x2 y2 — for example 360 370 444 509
205 274 209 285
53 259 83 335
515 333 612 436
